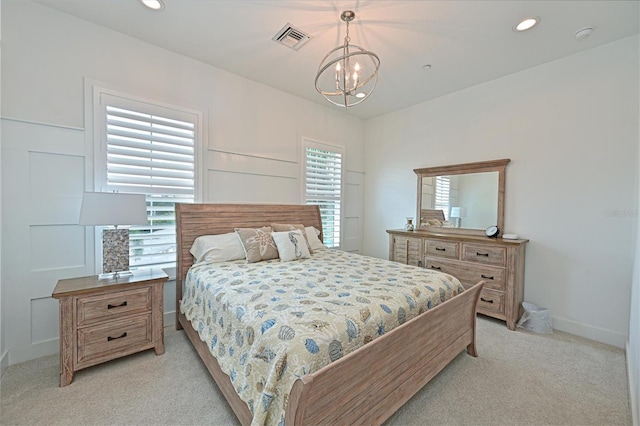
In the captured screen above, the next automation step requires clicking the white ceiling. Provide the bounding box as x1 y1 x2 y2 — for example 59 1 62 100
34 0 639 120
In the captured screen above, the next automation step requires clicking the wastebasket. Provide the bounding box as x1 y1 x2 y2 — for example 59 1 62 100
516 302 553 334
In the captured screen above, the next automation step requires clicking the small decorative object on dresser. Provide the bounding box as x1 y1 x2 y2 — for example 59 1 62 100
388 230 527 330
51 268 168 386
405 217 415 231
485 225 500 238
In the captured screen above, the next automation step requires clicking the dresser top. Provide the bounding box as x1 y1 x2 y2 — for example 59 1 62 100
52 269 169 298
386 229 529 245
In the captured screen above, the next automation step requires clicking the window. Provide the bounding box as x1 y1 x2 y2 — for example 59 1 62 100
303 140 344 248
434 175 451 220
94 89 200 273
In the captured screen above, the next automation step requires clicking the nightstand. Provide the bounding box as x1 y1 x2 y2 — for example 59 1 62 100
52 269 168 387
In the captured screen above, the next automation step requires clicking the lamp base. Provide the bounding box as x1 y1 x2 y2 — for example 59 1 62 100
102 228 130 276
98 270 134 281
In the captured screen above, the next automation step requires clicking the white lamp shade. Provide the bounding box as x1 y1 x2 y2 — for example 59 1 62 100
450 207 467 218
79 192 148 226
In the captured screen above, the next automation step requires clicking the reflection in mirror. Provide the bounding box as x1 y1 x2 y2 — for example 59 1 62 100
414 159 509 236
420 172 498 230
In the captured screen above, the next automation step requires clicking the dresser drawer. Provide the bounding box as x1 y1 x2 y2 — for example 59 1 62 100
77 287 152 326
428 258 505 291
425 239 459 259
77 314 152 364
476 289 505 316
461 243 506 266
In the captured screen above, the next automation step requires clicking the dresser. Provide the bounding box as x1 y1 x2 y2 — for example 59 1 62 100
387 229 527 330
52 269 168 386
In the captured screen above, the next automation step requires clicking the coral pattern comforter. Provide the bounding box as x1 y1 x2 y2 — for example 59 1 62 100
181 249 465 426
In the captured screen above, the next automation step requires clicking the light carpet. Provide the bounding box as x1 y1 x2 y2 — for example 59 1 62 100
0 317 631 426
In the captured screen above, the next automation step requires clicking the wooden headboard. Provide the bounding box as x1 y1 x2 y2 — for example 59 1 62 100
175 202 322 290
420 208 446 223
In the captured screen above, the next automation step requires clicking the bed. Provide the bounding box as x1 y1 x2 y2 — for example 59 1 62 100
175 203 484 425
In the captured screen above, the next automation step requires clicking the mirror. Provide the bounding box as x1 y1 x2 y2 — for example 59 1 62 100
414 159 510 235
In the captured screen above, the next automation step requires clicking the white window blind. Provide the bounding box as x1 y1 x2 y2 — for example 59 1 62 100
98 94 197 271
434 175 451 220
304 143 343 249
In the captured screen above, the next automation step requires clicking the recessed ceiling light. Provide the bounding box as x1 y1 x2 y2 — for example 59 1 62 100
355 92 366 99
575 27 594 40
140 0 165 11
422 64 432 71
513 16 540 32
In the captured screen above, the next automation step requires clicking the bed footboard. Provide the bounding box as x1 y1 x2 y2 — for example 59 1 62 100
285 280 484 425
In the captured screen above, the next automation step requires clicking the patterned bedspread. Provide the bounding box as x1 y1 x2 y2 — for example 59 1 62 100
180 248 464 426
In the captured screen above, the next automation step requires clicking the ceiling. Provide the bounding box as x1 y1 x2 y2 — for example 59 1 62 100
33 0 639 120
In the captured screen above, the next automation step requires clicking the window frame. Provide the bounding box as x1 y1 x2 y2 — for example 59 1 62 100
300 137 345 249
88 83 204 278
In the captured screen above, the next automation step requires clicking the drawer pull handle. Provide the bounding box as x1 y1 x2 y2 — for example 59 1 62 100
480 297 494 304
430 266 442 270
480 274 494 280
476 252 489 257
435 247 446 252
107 332 127 341
107 301 128 309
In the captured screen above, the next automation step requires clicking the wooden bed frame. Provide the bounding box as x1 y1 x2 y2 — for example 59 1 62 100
175 203 484 425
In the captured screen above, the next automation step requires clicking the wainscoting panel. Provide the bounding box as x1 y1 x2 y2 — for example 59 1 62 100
342 171 364 253
30 225 85 271
206 169 300 204
2 118 88 364
30 297 60 345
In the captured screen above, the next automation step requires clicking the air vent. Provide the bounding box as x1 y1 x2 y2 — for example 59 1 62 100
272 23 311 51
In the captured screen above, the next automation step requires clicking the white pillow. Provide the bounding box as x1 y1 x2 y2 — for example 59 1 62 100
305 226 327 251
190 232 246 263
272 230 311 262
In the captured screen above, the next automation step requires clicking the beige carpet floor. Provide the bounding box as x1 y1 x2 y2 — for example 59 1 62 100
0 317 631 426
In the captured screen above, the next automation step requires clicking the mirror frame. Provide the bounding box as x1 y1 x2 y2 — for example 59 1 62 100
414 159 510 236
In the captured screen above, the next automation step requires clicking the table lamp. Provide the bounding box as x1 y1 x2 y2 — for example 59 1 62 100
79 192 148 279
450 206 467 228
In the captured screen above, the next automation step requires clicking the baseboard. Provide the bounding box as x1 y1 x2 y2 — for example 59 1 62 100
552 315 626 348
628 340 639 426
1 350 8 378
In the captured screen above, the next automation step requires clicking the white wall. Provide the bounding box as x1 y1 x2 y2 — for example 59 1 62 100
0 0 5 377
0 0 365 364
629 24 640 424
363 36 639 348
630 131 639 426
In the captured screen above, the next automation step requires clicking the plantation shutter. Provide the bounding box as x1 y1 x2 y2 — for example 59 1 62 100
100 94 196 271
304 144 343 248
434 175 451 219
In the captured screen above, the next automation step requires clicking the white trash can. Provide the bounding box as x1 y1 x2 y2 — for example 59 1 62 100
516 302 553 334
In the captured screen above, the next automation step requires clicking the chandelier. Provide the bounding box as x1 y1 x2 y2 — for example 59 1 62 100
315 10 380 109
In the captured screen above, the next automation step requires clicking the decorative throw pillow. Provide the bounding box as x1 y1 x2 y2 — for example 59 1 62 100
271 223 313 253
272 230 311 262
304 226 327 251
190 232 246 263
235 227 279 263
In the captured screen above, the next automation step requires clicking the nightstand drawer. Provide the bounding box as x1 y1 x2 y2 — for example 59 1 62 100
425 239 459 259
77 287 152 326
77 314 152 364
461 244 506 266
